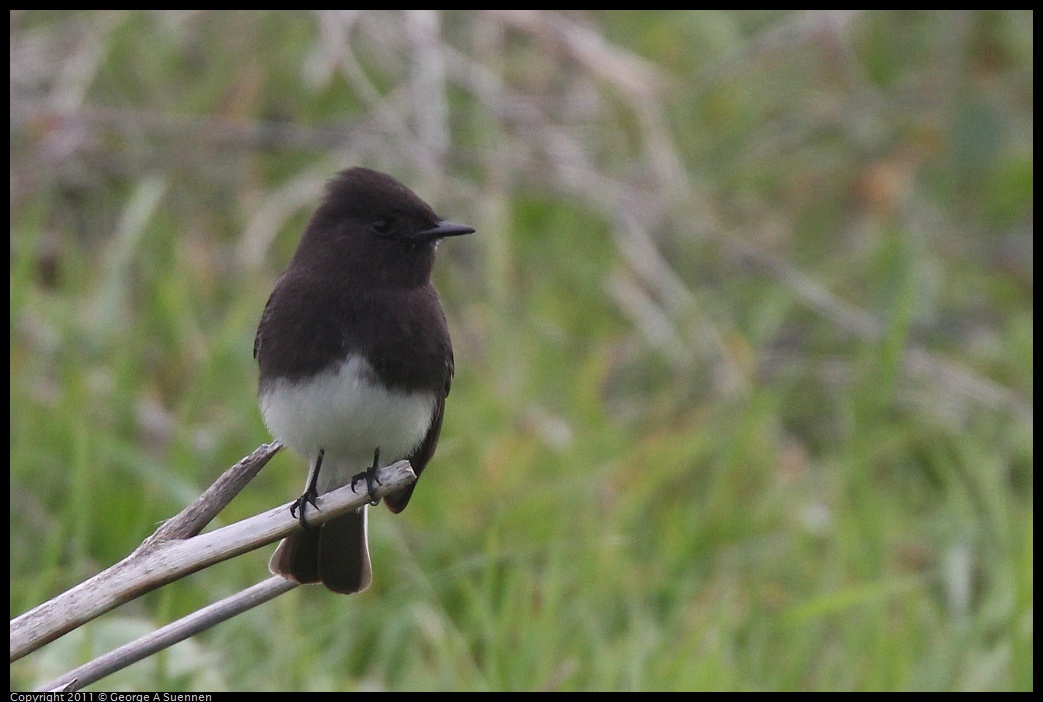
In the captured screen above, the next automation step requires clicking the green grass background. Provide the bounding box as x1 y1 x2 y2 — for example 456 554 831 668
10 10 1032 691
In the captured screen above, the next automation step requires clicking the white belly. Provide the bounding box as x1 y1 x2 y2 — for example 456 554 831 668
260 354 436 491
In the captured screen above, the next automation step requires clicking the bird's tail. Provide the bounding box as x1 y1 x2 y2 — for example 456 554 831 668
269 505 372 594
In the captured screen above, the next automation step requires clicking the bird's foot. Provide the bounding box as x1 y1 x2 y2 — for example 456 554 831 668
351 447 383 506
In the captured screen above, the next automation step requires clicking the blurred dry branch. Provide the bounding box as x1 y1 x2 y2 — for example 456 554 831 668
10 9 1031 426
11 448 417 691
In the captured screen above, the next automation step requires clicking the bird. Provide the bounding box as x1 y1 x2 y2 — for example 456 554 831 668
254 167 474 593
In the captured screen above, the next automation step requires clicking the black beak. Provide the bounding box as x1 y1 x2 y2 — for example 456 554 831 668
414 221 475 242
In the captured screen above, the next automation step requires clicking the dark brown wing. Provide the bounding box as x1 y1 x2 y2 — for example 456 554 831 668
253 287 277 360
384 353 453 514
254 275 349 381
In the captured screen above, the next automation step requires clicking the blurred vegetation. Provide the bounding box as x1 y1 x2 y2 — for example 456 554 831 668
10 10 1032 692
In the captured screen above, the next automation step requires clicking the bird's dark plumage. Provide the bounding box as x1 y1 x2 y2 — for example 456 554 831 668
256 167 472 593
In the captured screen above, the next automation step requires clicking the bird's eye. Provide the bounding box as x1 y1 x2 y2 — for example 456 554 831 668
371 219 392 235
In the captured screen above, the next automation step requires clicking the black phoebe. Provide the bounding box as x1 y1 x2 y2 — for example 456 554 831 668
255 167 473 593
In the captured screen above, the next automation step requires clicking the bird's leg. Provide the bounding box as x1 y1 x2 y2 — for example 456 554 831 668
290 448 324 528
351 447 383 506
